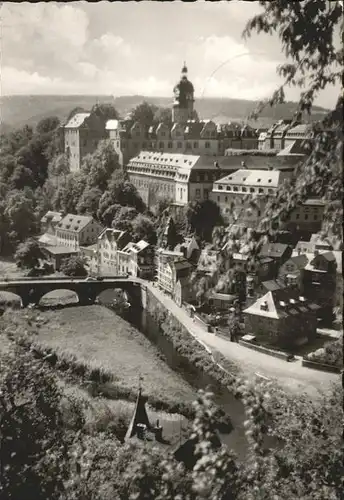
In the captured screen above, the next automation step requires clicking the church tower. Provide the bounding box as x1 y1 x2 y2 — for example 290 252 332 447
172 63 195 124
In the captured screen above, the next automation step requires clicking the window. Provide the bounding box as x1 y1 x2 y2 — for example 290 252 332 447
250 188 255 193
314 215 318 220
242 187 247 192
226 186 232 191
259 188 264 193
195 189 201 197
217 196 220 202
268 188 273 194
168 142 172 148
218 185 223 190
304 214 309 220
159 141 164 148
233 187 238 192
177 142 182 148
296 214 300 220
225 196 228 202
161 131 165 137
199 173 204 182
193 141 199 148
205 141 210 148
186 142 192 149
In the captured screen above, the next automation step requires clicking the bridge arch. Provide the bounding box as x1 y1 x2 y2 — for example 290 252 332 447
38 289 79 307
0 291 23 310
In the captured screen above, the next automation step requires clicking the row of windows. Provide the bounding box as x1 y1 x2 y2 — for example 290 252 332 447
118 140 216 150
216 186 276 194
129 166 176 178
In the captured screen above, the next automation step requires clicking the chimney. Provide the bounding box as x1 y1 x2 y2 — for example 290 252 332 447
299 296 306 302
214 161 220 169
241 161 246 168
260 300 268 311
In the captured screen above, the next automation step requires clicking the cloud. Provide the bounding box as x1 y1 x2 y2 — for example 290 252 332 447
0 2 340 108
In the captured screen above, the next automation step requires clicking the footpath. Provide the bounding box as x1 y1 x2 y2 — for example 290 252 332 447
141 281 339 396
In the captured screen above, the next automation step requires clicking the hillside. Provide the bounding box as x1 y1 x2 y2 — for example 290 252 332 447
0 94 329 132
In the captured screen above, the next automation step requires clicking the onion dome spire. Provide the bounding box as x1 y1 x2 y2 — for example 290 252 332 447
181 61 188 76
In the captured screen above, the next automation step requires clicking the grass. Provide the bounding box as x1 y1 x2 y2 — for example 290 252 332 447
5 305 198 407
60 380 191 445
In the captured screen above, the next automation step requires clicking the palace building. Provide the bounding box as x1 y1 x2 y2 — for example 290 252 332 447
106 64 260 167
210 168 325 232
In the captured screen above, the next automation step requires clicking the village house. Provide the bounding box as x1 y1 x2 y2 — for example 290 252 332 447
173 235 200 264
55 214 104 250
38 211 63 246
156 248 193 305
259 243 293 278
243 289 320 348
117 240 155 279
97 228 131 274
40 246 79 272
301 250 338 323
278 254 309 288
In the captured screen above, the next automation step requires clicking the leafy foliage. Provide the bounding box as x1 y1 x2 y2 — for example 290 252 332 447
242 0 343 242
305 335 343 367
129 101 159 126
14 238 45 270
60 256 88 277
186 200 223 242
0 348 68 500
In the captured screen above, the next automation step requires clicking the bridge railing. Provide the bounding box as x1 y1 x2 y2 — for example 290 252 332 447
0 275 130 283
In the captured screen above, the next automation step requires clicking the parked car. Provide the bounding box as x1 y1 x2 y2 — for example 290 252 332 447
85 277 97 282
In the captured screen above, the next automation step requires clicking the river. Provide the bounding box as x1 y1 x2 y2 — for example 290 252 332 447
119 306 250 461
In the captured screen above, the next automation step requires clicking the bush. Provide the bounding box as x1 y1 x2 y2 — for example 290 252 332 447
60 255 88 277
305 336 343 367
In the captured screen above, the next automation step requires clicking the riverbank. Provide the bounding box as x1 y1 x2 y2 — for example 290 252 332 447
2 305 198 407
143 281 339 397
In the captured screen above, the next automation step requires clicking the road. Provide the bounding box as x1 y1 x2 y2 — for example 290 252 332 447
141 280 339 396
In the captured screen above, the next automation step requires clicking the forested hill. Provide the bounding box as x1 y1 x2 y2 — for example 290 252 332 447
1 94 329 132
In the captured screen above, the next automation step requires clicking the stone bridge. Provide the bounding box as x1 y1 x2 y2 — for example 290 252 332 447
0 277 147 308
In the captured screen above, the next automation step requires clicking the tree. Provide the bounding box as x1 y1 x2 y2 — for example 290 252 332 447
48 153 70 181
0 348 68 500
9 164 35 190
76 187 102 218
0 154 19 184
16 133 53 188
52 172 88 214
3 189 38 250
14 238 44 270
131 214 157 245
60 256 88 277
187 200 223 242
83 140 121 191
36 116 60 135
107 172 145 212
91 103 120 121
130 101 159 126
242 0 343 243
153 107 173 125
0 125 34 156
111 206 138 233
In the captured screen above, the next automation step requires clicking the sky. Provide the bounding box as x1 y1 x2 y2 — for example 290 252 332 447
0 1 340 108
